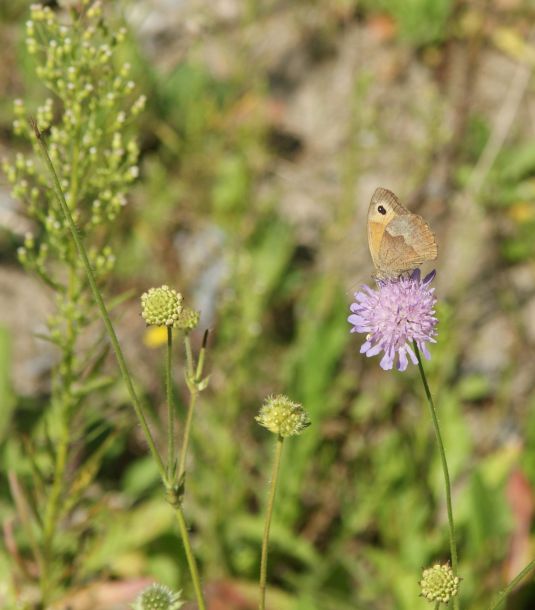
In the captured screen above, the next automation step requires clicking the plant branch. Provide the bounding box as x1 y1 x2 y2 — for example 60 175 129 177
489 558 535 610
32 119 167 484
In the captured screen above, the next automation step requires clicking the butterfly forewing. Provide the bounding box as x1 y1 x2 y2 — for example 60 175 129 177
370 188 408 216
367 187 437 278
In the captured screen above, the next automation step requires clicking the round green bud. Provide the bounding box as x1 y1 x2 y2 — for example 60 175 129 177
175 307 200 332
131 583 184 610
420 563 460 604
141 286 183 327
256 395 310 437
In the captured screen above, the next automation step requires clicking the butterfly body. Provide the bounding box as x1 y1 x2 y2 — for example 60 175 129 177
367 187 437 279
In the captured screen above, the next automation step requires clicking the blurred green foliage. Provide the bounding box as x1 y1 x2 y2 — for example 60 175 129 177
365 0 453 45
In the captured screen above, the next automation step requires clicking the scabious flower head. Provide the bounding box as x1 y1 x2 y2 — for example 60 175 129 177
348 269 438 371
419 563 460 604
175 306 200 332
256 395 310 437
132 583 184 610
141 285 183 327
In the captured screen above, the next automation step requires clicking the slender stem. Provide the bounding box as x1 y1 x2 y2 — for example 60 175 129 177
434 603 440 610
195 329 209 383
185 333 194 379
32 122 167 485
178 389 197 480
180 331 195 473
489 558 535 610
259 435 284 610
174 507 206 610
413 341 460 610
41 242 78 603
40 433 68 603
42 423 68 549
166 327 175 479
177 334 207 479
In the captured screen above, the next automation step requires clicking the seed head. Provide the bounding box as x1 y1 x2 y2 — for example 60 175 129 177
175 306 200 332
420 563 460 604
141 285 183 327
131 583 184 610
256 395 310 437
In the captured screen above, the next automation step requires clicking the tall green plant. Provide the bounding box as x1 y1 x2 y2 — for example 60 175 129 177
2 2 144 604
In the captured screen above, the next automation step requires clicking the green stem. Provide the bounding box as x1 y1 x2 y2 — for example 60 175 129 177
178 336 197 478
42 425 68 549
40 430 67 603
413 341 460 610
489 558 535 610
166 327 175 479
195 329 209 383
259 435 284 610
40 262 78 602
177 334 208 479
185 333 194 379
33 122 167 485
174 507 206 610
178 389 197 480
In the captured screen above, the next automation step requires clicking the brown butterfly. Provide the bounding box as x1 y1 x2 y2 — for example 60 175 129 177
367 187 437 279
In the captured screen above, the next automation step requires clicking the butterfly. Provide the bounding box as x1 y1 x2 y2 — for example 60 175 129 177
367 187 437 279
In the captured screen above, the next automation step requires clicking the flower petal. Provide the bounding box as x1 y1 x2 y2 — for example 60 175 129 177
397 348 408 371
365 343 383 357
360 340 372 354
380 351 394 370
423 270 436 285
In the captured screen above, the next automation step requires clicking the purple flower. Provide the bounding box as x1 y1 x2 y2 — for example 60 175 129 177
348 270 438 372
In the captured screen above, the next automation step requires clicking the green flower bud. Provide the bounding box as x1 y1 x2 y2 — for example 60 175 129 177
131 584 184 610
141 286 183 327
175 306 200 332
256 395 310 437
420 564 460 604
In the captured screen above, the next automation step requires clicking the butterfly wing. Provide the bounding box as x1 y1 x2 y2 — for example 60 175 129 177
369 188 408 217
367 188 409 271
376 213 437 277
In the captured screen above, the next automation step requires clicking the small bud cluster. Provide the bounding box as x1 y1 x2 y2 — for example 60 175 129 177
141 286 184 327
420 563 460 604
175 306 201 332
141 286 200 331
3 1 144 284
131 583 184 610
256 395 310 437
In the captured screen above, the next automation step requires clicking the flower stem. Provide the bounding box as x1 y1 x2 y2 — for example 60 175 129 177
185 334 194 380
413 341 459 610
195 329 209 382
178 387 197 480
174 506 207 610
32 120 167 484
259 435 284 610
489 558 535 610
177 333 208 479
166 327 175 479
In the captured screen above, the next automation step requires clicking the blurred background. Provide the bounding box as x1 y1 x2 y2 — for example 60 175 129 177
2 0 535 609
